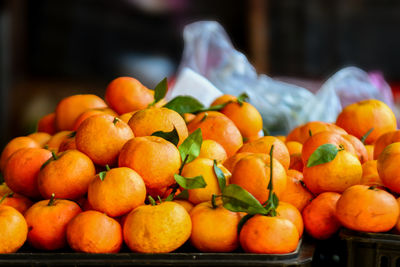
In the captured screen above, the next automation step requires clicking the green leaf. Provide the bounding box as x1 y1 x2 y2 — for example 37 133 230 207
237 214 254 234
306 143 339 168
174 174 207 190
153 77 168 104
175 189 189 200
237 92 249 106
222 184 269 215
164 96 204 115
151 127 179 146
213 160 226 193
99 171 107 181
360 128 374 144
263 127 270 136
264 193 279 217
178 129 203 164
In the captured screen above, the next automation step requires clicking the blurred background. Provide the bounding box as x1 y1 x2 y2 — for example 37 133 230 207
1 0 400 147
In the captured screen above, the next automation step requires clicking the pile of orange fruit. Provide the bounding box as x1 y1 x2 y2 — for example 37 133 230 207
1 76 400 255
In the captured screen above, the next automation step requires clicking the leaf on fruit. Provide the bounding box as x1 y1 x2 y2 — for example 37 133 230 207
222 184 269 215
151 127 179 146
153 77 168 104
178 129 202 164
164 96 204 115
174 174 207 190
306 143 339 168
175 189 189 200
213 160 226 193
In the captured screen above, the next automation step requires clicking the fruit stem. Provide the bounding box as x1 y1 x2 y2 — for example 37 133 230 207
338 144 345 151
211 194 218 209
178 154 189 175
51 151 58 160
48 193 56 206
0 192 12 204
308 130 313 137
200 112 208 122
105 164 111 171
157 195 163 203
268 145 274 201
113 117 119 125
148 196 157 206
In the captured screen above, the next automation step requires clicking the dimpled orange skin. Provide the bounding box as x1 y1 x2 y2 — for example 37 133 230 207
301 131 357 166
365 145 374 161
198 140 228 163
373 130 400 160
280 170 313 213
220 101 263 138
0 136 40 171
239 215 299 254
303 150 362 195
377 142 400 193
302 192 341 240
189 201 241 252
4 148 52 198
72 108 118 131
118 136 181 190
342 134 368 163
361 160 383 186
105 77 154 115
286 121 347 144
223 152 253 173
88 167 146 217
173 200 194 213
38 150 96 200
238 136 290 169
46 131 73 153
336 185 399 232
276 201 304 237
27 132 52 147
123 202 192 253
37 113 57 135
128 107 188 146
76 114 134 166
0 206 28 253
67 210 122 253
55 94 108 131
0 194 33 214
24 199 82 250
230 153 287 204
187 112 243 157
181 158 231 205
336 99 397 145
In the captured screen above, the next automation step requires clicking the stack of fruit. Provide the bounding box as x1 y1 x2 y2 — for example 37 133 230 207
0 76 399 256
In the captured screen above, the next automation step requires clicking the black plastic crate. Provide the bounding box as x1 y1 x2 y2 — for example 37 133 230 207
340 229 400 267
0 239 314 267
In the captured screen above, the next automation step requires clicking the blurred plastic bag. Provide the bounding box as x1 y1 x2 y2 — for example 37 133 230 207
173 21 396 134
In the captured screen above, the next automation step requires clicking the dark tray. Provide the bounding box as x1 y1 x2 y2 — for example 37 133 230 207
0 239 314 267
340 228 400 267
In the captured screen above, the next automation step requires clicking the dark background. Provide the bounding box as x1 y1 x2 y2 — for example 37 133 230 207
1 0 400 147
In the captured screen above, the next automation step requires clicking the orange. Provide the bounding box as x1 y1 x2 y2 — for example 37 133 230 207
181 158 231 205
183 113 196 124
336 185 399 232
302 192 341 240
4 148 52 198
223 152 253 173
286 141 302 155
0 206 28 253
220 101 263 138
76 114 134 166
123 201 191 253
0 193 33 214
27 132 51 147
37 112 56 135
303 150 362 195
55 94 107 131
276 201 304 237
238 136 290 169
289 153 304 172
377 142 400 193
360 160 383 186
276 136 286 143
38 150 96 199
118 111 136 124
118 136 181 189
128 107 188 146
394 198 400 233
173 199 194 213
0 183 12 197
198 139 227 163
210 94 237 106
187 112 242 157
373 130 400 159
24 196 82 250
72 108 118 131
58 136 76 152
287 121 347 144
230 153 287 204
105 77 154 114
280 170 313 212
365 145 374 161
189 200 241 252
239 215 299 254
67 210 122 253
336 99 396 144
342 134 368 163
46 131 73 153
301 131 356 165
0 136 40 171
88 167 146 217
